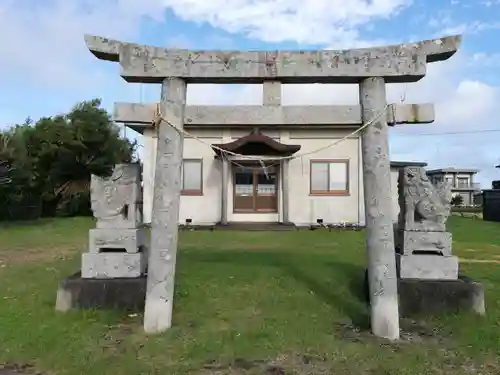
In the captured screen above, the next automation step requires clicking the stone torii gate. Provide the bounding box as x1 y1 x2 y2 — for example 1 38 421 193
84 34 461 340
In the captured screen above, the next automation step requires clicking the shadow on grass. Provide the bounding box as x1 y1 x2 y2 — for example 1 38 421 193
282 259 370 329
0 218 58 229
182 249 370 329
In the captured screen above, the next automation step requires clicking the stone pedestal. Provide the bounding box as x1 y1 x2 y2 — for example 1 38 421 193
83 219 148 279
80 164 148 280
396 230 452 256
395 229 458 280
396 253 459 280
82 252 148 278
364 270 485 317
89 228 147 253
398 276 485 316
56 163 149 316
395 230 458 280
55 272 147 312
386 166 486 316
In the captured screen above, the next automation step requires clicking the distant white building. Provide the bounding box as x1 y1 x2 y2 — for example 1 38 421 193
427 168 481 205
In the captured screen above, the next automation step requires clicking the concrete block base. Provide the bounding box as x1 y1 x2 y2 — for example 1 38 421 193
81 252 147 279
55 272 146 312
397 276 486 317
364 270 485 317
395 230 452 256
89 228 147 254
396 254 459 280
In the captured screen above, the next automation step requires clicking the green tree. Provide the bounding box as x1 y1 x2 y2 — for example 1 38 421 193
0 137 13 185
38 99 136 215
0 128 41 219
0 162 10 185
0 98 136 220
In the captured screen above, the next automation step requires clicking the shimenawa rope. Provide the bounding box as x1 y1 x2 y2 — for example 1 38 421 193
151 103 393 166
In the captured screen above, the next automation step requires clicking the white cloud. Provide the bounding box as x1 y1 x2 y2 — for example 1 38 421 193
0 0 411 91
163 0 411 45
469 52 500 67
0 0 168 90
429 18 500 36
481 0 500 6
437 80 498 125
443 21 500 35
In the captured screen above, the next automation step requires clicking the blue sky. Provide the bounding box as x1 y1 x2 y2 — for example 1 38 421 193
1 0 499 185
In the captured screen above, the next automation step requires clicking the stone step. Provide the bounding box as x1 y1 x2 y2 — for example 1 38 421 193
180 222 296 232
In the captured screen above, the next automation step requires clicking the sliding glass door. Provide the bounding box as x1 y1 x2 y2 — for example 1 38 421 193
233 166 277 212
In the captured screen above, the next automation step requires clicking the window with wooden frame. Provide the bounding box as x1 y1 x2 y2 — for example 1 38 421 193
310 159 349 196
181 159 203 195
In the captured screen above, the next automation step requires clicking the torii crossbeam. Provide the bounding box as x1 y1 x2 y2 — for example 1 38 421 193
84 35 460 84
113 102 435 130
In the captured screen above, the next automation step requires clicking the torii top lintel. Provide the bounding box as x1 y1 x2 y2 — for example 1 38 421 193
84 34 462 84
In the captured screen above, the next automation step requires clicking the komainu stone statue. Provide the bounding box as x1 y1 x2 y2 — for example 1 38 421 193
91 164 142 229
82 163 148 279
395 167 459 280
399 167 452 232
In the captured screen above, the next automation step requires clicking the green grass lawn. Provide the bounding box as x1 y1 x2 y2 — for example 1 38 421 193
1 217 500 374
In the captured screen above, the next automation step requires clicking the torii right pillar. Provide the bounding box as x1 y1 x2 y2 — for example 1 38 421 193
356 37 460 339
359 77 400 339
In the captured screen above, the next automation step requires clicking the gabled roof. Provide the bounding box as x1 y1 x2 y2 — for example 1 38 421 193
211 128 301 157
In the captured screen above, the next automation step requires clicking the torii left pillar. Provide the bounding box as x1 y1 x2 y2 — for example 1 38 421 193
144 77 187 333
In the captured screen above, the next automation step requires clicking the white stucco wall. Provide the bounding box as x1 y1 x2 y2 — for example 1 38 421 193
390 167 400 224
141 128 157 224
179 133 224 225
141 127 402 226
285 129 365 226
141 128 224 225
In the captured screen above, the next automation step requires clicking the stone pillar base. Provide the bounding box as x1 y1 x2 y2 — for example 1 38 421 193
396 254 459 280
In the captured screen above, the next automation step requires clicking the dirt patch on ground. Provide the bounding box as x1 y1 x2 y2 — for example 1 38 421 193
193 350 500 375
194 355 331 375
332 318 451 346
0 363 47 375
193 352 485 375
0 246 79 266
192 319 456 375
99 320 144 356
